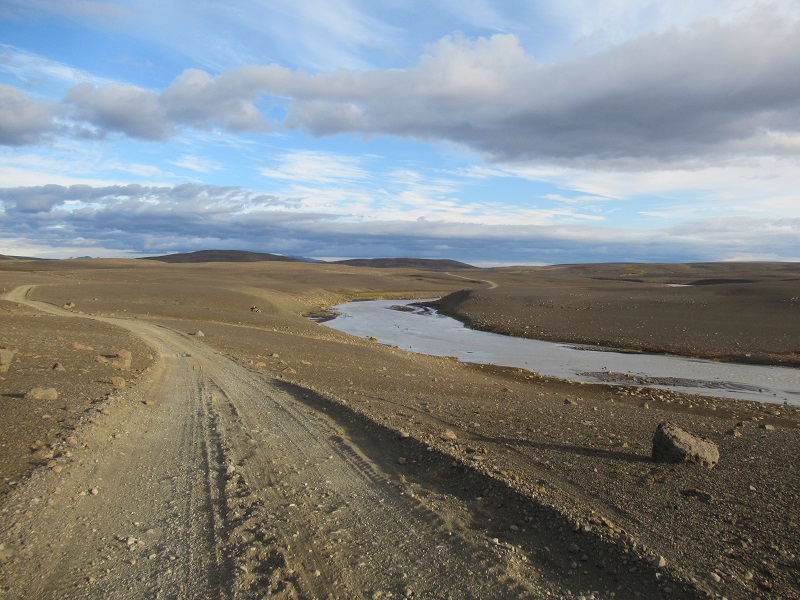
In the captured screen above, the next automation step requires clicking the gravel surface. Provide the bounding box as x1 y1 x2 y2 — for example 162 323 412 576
1 260 798 599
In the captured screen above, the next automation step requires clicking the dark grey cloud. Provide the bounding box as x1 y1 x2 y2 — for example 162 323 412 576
273 17 800 165
63 83 172 141
0 84 55 145
2 184 798 264
160 67 280 132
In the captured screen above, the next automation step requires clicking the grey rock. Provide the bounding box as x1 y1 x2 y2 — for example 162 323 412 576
652 421 719 468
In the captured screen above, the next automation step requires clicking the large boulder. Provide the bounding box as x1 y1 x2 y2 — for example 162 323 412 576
652 421 719 468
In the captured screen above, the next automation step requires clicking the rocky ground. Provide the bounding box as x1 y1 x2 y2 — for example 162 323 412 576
0 259 798 599
432 262 800 366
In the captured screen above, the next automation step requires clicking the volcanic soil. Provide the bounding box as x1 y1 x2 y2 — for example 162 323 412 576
0 259 798 599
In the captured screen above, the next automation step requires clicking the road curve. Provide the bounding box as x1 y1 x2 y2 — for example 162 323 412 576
0 286 556 598
444 272 499 290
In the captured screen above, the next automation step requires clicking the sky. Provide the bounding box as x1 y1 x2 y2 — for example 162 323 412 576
1 1 799 265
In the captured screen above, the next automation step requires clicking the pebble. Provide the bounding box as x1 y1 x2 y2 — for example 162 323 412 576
90 487 99 496
709 571 722 583
655 555 667 568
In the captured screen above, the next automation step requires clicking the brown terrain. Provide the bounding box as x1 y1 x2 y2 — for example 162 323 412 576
0 258 798 599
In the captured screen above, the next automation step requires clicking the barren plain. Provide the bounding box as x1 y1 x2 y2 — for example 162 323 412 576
0 259 798 599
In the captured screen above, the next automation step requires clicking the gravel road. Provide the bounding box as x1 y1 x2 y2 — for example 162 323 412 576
0 286 570 598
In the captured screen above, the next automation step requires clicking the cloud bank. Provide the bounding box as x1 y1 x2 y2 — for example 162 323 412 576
2 184 797 264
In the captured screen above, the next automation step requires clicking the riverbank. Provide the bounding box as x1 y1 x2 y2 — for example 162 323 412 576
2 260 799 598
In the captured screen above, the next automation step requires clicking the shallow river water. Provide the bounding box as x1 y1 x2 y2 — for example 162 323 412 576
322 299 800 406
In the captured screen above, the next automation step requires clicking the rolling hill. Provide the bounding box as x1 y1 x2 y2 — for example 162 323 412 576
140 250 306 264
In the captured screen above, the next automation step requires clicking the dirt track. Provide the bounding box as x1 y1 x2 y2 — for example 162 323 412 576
0 286 570 598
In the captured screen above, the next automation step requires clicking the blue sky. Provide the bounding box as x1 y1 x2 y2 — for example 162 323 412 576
1 0 799 265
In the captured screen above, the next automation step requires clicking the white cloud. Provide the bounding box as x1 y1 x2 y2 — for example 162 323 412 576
547 0 800 53
260 150 371 184
249 0 400 71
168 154 221 173
0 44 110 90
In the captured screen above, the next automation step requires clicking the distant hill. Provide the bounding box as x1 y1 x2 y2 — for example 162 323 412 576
0 254 46 261
334 258 476 271
140 250 307 264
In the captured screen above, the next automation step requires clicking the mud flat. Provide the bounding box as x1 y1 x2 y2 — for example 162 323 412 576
1 259 799 598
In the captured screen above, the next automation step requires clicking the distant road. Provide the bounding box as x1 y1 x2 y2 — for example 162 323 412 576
444 271 499 289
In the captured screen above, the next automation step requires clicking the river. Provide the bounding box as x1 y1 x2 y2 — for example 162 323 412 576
321 299 800 406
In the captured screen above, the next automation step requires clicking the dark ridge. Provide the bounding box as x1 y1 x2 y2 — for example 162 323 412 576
334 258 476 271
139 250 307 264
688 279 757 286
0 254 47 261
